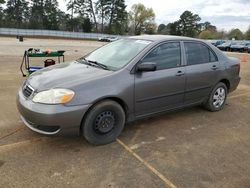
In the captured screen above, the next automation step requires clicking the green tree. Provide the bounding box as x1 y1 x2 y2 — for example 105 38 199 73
66 16 81 31
199 30 214 39
43 0 60 30
96 0 109 33
96 0 127 34
157 23 173 35
66 0 77 19
129 3 155 35
164 11 201 37
214 30 226 39
107 0 127 34
4 0 29 28
0 0 5 27
199 21 218 39
82 17 92 32
168 21 181 35
29 0 45 29
66 0 83 31
245 27 250 40
144 22 156 34
85 0 97 32
157 24 166 34
177 10 201 37
57 11 71 31
0 0 4 4
66 0 96 32
228 28 244 40
201 21 217 32
75 0 98 32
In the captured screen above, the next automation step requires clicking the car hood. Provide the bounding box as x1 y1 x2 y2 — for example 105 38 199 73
27 61 113 91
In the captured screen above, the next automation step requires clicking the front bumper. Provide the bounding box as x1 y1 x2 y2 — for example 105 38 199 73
17 89 90 135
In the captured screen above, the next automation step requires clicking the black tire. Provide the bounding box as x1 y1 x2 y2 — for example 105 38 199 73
204 82 228 112
82 100 125 145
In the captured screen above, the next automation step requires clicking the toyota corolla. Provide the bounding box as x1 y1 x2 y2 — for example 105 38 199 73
17 35 241 145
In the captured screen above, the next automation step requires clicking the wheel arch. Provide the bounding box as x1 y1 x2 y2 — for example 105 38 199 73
79 96 129 134
219 79 230 91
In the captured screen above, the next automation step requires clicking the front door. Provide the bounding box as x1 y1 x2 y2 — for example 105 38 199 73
134 42 186 117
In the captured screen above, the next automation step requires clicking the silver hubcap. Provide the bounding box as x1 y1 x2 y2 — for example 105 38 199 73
213 87 226 108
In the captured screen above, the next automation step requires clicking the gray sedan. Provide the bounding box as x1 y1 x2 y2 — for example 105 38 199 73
17 35 241 145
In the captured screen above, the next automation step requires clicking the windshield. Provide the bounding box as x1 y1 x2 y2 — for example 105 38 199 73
84 39 152 70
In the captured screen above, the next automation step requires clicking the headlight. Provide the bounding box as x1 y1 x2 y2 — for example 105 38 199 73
32 89 75 104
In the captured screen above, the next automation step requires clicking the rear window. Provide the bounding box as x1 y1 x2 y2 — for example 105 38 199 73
184 42 217 65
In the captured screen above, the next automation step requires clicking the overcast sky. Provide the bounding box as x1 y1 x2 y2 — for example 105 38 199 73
58 0 250 32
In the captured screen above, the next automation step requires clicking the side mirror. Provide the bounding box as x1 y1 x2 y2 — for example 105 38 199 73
137 62 156 72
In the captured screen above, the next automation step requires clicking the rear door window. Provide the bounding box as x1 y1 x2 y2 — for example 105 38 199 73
184 42 217 65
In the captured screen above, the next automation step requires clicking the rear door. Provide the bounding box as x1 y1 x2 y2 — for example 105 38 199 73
183 41 220 104
134 42 186 117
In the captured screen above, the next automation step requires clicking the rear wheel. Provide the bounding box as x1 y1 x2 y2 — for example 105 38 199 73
204 82 228 112
82 100 125 145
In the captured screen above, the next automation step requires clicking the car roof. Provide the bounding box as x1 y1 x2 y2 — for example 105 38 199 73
128 35 201 42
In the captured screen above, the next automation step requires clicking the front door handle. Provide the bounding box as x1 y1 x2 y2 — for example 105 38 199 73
176 71 185 76
211 65 218 70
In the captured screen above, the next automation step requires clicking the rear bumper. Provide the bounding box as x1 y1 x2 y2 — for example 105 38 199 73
229 76 241 92
17 89 90 136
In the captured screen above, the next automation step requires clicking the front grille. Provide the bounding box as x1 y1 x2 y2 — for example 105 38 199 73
22 84 34 98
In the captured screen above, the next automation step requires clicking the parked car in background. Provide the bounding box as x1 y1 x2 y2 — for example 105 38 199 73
17 35 241 145
98 36 118 42
207 40 216 45
230 41 250 52
217 41 237 51
210 40 225 47
248 46 250 53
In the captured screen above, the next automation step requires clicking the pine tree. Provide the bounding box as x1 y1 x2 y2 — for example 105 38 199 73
66 0 85 31
0 0 5 26
96 0 127 34
96 0 109 33
4 0 29 28
29 0 45 29
66 0 77 19
83 0 97 32
43 0 60 30
82 17 91 32
109 0 127 34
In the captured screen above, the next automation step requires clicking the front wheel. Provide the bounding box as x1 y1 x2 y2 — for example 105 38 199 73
204 82 228 112
82 100 125 145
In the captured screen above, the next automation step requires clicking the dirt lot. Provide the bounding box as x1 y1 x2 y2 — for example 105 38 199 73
0 37 250 188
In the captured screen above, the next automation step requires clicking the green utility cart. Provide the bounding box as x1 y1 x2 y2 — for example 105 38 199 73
20 49 65 77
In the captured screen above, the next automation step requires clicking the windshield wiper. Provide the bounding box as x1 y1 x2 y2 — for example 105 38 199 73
77 57 109 70
77 57 90 65
87 60 109 70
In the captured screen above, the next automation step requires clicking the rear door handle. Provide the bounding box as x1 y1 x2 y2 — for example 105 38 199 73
211 65 218 70
176 71 185 76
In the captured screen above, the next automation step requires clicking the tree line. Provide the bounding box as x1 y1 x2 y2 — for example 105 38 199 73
157 10 250 40
0 1 250 39
0 1 156 35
